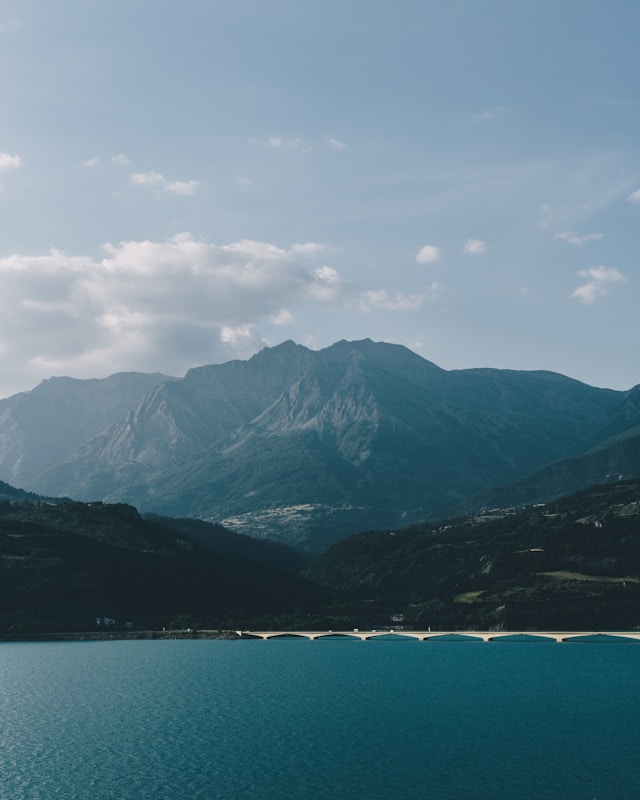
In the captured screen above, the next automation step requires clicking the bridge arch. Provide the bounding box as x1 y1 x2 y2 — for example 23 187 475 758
236 630 640 643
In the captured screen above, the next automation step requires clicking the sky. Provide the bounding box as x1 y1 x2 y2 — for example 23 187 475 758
1 0 639 398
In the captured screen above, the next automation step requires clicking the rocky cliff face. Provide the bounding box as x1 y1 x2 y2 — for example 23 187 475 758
22 339 635 550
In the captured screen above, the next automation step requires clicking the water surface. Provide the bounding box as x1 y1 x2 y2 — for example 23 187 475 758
1 638 638 799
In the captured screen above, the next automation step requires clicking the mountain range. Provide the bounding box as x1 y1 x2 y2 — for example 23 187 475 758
1 339 638 551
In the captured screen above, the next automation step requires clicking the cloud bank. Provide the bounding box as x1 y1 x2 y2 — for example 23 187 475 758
0 235 351 390
0 233 435 395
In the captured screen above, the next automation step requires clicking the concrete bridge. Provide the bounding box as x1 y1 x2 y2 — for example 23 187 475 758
236 630 640 643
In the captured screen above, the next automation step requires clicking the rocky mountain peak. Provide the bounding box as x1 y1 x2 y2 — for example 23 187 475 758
1 340 637 551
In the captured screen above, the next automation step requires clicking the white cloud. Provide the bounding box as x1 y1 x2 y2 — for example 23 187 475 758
579 266 624 283
308 265 345 301
555 231 603 246
326 137 348 151
571 283 600 305
0 152 22 170
111 153 131 165
220 324 262 346
357 283 442 313
165 179 201 196
129 171 200 195
82 153 131 168
270 309 295 326
463 239 486 255
572 266 626 305
258 136 344 153
0 235 347 387
129 171 165 187
627 189 640 204
416 245 441 264
313 265 341 283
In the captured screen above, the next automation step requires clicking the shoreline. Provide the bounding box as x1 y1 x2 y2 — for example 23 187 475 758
0 629 240 643
3 628 640 644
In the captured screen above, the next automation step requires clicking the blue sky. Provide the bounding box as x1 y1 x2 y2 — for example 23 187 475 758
0 0 639 397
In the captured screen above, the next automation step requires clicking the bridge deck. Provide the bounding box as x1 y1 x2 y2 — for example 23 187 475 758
237 630 640 643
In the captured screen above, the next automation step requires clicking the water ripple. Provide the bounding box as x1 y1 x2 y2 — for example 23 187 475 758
1 640 639 799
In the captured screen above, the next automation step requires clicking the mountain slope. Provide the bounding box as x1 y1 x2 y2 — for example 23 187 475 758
457 422 640 516
0 372 174 490
29 340 633 550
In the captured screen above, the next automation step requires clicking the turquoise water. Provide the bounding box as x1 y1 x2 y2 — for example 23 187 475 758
1 638 639 799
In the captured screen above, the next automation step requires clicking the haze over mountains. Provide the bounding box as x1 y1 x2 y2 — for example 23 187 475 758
1 340 639 551
0 372 173 491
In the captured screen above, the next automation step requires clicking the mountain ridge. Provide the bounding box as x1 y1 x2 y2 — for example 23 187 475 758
1 340 637 550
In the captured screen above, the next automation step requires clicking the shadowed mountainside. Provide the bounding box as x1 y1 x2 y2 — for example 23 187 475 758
454 418 640 517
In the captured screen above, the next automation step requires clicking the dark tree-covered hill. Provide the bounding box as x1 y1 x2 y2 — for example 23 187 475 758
0 498 324 633
2 479 640 633
305 480 640 632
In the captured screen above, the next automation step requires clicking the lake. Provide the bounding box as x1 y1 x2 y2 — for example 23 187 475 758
1 638 639 799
